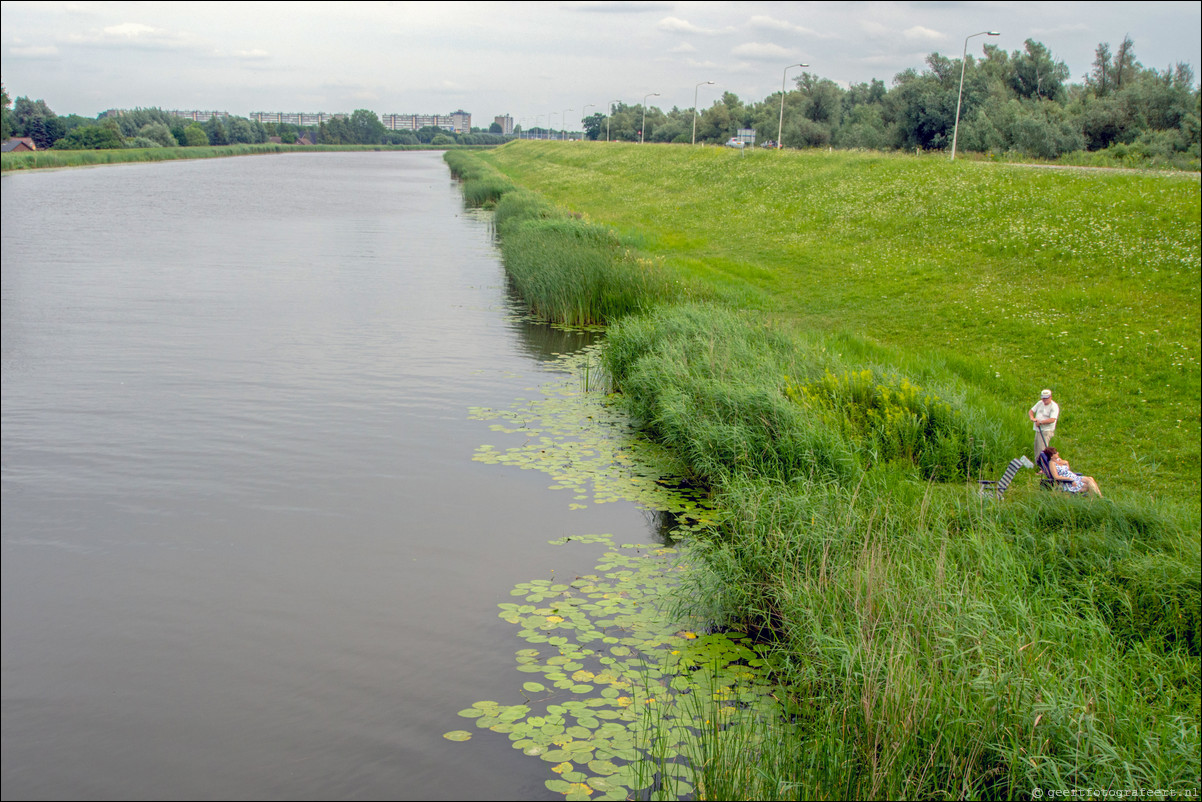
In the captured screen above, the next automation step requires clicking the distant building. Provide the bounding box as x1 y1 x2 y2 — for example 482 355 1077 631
494 114 514 135
249 112 345 126
449 110 471 134
382 113 453 133
2 137 37 152
167 110 231 123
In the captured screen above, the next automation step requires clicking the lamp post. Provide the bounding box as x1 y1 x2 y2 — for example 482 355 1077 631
692 80 714 146
549 111 558 141
777 62 810 150
607 100 621 142
951 31 999 160
561 108 572 140
534 114 543 140
641 92 659 144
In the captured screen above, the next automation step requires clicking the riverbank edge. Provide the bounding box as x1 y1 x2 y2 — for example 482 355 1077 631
0 142 496 173
443 149 1201 800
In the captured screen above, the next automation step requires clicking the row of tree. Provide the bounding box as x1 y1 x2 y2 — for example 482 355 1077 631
574 36 1197 166
0 92 510 150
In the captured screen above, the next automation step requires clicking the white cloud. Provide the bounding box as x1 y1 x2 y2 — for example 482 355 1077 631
657 16 731 35
9 45 60 57
902 26 946 42
103 22 159 38
731 42 797 60
669 42 697 53
234 49 270 60
747 15 816 36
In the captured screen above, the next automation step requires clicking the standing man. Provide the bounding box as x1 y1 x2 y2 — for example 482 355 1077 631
1028 388 1060 462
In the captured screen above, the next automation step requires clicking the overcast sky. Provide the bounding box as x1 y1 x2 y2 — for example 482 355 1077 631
2 1 1199 126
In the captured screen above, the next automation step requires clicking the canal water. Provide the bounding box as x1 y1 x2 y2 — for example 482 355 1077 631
1 152 659 800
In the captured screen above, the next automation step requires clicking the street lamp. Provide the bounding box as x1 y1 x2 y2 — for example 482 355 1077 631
777 62 810 150
951 31 999 160
549 111 558 141
692 81 715 146
641 92 659 144
607 100 621 142
562 108 573 140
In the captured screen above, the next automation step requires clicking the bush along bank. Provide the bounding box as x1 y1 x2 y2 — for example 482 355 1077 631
445 151 1201 799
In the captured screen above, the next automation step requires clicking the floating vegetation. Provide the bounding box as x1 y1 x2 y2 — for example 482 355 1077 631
451 533 782 801
469 344 711 523
456 341 782 800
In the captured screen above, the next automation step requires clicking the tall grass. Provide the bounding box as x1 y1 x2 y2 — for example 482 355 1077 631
603 301 1199 798
448 152 684 325
1 142 458 173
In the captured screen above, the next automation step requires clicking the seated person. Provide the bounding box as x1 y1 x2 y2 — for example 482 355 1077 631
1041 447 1103 497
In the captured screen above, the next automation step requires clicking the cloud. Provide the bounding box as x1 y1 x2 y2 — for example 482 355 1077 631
234 49 271 61
902 26 946 42
746 15 817 37
66 21 204 51
731 42 797 60
8 45 60 58
669 42 697 54
657 16 732 35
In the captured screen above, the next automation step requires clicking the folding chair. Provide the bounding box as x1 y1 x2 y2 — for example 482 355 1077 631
978 455 1034 499
1036 451 1058 491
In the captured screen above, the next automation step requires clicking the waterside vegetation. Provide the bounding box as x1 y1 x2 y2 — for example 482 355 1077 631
446 142 1200 799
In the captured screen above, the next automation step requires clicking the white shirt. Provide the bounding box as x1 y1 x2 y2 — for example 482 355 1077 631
1030 399 1059 432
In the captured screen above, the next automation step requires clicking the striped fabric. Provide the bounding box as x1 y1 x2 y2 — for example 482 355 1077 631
979 457 1026 499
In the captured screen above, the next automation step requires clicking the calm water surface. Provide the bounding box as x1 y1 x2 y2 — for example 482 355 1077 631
1 152 655 800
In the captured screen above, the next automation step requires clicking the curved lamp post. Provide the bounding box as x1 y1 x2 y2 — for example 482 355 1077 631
692 81 715 146
951 31 999 160
607 100 620 142
777 62 810 149
548 111 558 141
641 92 659 143
562 108 573 140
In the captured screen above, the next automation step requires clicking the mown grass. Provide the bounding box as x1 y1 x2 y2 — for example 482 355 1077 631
445 143 1201 799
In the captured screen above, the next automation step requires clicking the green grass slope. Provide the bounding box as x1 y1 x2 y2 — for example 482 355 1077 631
472 141 1200 502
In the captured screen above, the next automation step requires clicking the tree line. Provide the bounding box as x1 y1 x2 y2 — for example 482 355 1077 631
4 35 1197 166
0 93 509 150
579 36 1198 168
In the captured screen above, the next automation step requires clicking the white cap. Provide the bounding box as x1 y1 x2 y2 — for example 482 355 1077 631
1041 389 1052 399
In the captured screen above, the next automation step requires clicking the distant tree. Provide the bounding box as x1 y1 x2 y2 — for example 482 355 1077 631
1088 42 1114 97
1010 39 1071 101
279 123 299 144
348 109 386 144
183 124 208 147
489 121 503 134
582 112 604 141
430 133 453 146
227 118 255 144
52 121 125 150
1114 35 1138 91
13 96 59 149
138 122 177 147
203 116 228 145
1 83 11 141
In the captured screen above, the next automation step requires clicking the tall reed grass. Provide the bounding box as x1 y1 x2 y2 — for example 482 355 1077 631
448 152 683 325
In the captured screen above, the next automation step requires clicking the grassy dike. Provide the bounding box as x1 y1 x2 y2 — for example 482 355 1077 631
446 145 1199 799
